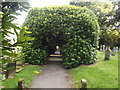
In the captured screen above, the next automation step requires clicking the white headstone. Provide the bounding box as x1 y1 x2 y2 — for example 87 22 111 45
100 45 102 51
103 45 105 51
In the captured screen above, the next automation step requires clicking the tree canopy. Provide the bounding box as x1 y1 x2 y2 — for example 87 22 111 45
70 0 120 48
70 0 114 27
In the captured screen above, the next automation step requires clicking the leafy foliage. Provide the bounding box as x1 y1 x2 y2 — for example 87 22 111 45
100 28 120 47
70 0 120 49
24 5 100 68
70 1 114 27
114 1 120 22
13 26 34 47
1 2 30 70
23 46 47 65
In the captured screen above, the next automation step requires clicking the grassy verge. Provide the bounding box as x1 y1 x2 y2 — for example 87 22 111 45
70 51 118 88
2 65 41 88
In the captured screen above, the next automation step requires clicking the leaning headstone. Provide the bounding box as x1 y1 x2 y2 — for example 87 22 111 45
6 61 16 79
104 47 111 60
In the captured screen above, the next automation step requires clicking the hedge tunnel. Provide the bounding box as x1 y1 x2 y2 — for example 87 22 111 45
23 5 100 69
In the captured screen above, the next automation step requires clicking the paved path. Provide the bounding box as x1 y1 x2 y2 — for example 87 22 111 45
31 60 74 88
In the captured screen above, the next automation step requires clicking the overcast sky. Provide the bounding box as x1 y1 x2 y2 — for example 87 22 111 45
13 0 71 25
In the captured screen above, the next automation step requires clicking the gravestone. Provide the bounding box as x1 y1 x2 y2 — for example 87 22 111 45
6 61 16 79
111 47 116 56
119 48 120 52
116 47 118 52
103 45 105 51
104 47 111 60
100 45 102 51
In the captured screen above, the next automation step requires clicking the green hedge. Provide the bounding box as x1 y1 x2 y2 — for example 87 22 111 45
23 5 100 68
23 46 47 65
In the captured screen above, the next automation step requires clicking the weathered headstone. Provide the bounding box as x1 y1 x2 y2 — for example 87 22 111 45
104 47 111 60
116 47 118 52
111 47 116 56
6 61 16 79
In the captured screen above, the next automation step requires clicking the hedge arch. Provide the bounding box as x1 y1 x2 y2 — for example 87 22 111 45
23 5 100 69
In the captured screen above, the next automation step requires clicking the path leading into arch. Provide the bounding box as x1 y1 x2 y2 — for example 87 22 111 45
31 59 74 88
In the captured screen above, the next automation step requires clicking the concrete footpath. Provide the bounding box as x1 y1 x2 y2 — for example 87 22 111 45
30 60 74 88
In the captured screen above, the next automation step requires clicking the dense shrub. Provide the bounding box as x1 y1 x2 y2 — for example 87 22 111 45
23 5 100 68
61 37 97 69
23 46 47 65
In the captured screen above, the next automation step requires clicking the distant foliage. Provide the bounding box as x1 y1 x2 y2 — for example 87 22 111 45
70 1 114 27
23 5 100 68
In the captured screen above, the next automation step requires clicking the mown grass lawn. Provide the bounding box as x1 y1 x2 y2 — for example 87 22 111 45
70 51 118 88
2 65 41 88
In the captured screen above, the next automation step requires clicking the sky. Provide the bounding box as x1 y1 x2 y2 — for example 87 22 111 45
13 0 71 25
13 0 116 25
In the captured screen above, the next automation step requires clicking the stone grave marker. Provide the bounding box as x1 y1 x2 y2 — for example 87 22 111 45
104 47 111 60
100 45 102 51
116 47 118 52
112 47 116 56
103 45 105 51
6 61 16 79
